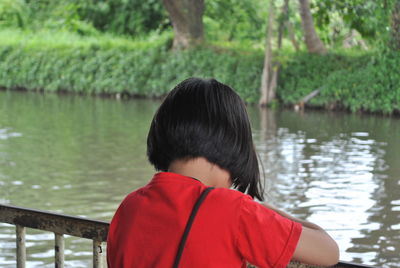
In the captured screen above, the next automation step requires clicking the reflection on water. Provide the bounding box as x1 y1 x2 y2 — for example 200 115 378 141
0 91 399 267
252 109 400 267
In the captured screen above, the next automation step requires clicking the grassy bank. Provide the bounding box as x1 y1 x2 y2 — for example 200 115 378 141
1 30 399 113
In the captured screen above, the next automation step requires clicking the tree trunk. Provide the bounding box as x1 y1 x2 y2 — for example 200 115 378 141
268 67 278 102
298 0 327 54
269 0 290 103
162 0 204 49
287 20 300 51
390 0 400 50
259 0 275 107
277 0 290 49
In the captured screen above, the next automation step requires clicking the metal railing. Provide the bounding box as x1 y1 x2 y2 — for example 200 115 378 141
0 204 108 268
0 204 377 268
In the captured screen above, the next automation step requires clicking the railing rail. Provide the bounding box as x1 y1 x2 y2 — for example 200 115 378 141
0 204 108 268
0 204 378 268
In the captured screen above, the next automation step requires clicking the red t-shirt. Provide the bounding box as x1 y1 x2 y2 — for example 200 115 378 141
107 172 302 268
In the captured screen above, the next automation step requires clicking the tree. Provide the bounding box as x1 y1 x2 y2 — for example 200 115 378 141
260 0 291 107
162 0 204 49
259 0 275 107
391 0 400 50
298 0 327 54
260 0 287 107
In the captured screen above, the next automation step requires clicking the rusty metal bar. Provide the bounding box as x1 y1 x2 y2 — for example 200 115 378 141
16 225 26 268
93 240 102 268
55 233 64 268
0 204 108 241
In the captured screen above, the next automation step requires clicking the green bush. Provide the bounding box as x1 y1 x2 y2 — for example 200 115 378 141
0 0 27 28
80 0 167 36
320 50 400 113
278 51 368 104
0 30 263 103
0 0 167 36
278 49 400 114
0 30 399 114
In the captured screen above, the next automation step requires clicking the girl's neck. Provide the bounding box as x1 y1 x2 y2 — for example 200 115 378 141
168 157 231 188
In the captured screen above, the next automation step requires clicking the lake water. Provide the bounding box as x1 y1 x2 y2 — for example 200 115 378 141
0 90 399 267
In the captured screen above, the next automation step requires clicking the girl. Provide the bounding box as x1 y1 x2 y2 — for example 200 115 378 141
107 78 339 268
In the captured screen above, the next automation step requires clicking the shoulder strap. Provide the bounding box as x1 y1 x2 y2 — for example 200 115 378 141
172 187 214 268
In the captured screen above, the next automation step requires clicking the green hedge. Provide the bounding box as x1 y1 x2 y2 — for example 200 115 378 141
0 30 399 113
0 30 264 103
278 50 400 114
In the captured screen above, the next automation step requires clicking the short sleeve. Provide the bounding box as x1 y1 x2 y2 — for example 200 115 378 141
236 196 302 268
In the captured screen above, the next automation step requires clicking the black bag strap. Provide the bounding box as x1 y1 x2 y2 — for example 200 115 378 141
172 187 214 268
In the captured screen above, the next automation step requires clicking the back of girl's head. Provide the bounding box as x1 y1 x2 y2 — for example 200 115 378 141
147 77 264 200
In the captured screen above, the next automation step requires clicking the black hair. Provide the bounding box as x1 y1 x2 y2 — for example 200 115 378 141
147 77 264 201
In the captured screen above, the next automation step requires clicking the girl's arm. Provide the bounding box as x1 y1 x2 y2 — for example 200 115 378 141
262 203 340 266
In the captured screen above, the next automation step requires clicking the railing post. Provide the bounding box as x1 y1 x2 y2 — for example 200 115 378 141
55 233 64 268
93 240 102 268
16 225 26 268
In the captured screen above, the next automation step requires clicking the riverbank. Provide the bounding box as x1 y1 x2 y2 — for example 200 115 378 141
1 29 399 114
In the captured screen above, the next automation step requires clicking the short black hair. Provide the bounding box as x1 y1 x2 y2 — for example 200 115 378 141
147 77 264 200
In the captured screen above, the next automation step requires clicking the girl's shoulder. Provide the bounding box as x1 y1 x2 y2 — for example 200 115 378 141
207 187 254 206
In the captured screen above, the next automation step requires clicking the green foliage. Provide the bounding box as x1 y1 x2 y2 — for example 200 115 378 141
0 30 263 103
322 50 400 113
204 0 267 42
81 0 167 36
278 49 400 114
278 52 362 103
0 0 27 28
17 0 268 40
0 0 397 52
3 0 101 35
311 0 394 47
1 29 398 114
0 0 167 36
